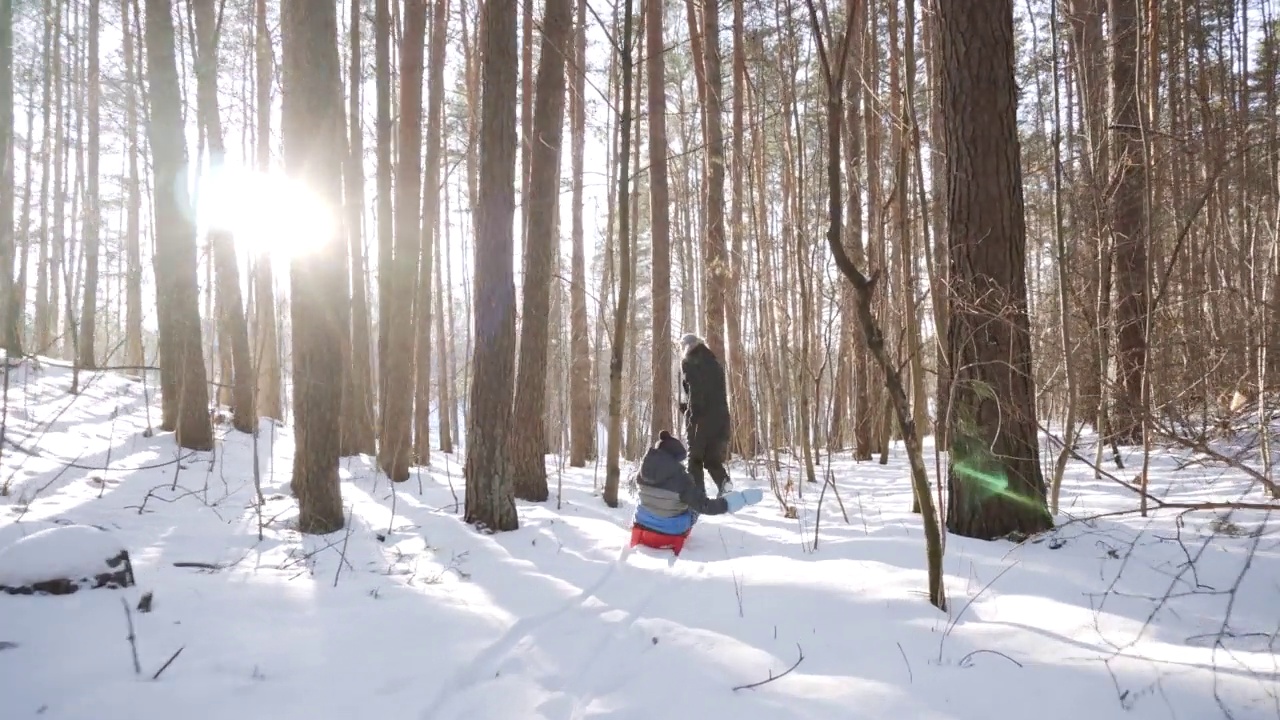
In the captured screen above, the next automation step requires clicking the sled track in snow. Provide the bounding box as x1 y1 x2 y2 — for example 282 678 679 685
419 545 685 719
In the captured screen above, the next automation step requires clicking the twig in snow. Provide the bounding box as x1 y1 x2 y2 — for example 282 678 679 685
151 646 185 680
718 529 743 618
334 505 356 587
121 598 141 675
732 643 804 691
896 641 912 683
958 649 1023 668
938 561 1018 663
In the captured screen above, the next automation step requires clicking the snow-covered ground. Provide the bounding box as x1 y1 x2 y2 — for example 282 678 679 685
1 358 1277 720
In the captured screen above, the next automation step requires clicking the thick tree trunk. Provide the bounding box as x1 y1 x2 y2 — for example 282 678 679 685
647 0 673 438
511 0 573 501
602 0 635 508
1107 0 1149 445
464 0 520 531
380 0 426 483
414 0 449 463
281 0 347 534
700 0 728 357
939 0 1052 540
143 0 213 450
193 0 256 433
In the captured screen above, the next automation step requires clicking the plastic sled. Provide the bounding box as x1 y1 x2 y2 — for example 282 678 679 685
630 523 691 555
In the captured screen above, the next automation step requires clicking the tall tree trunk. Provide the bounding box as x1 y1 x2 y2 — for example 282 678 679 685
144 0 214 450
647 0 673 438
602 0 636 508
375 0 394 432
511 0 572 501
727 0 756 456
77 0 102 369
1107 0 1149 445
568 0 592 467
380 0 426 483
0 0 18 357
123 0 143 368
254 0 283 421
281 0 347 534
415 0 449 462
939 0 1052 540
345 0 376 455
193 0 256 433
700 0 728 357
464 0 520 531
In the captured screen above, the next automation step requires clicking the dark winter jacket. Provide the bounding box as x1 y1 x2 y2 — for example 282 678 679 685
636 431 728 524
681 342 731 456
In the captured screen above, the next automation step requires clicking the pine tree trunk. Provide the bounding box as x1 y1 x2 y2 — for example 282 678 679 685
253 0 283 422
380 0 426 483
464 0 520 531
602 0 635 508
375 0 394 433
281 0 347 534
344 0 376 455
123 0 143 369
939 0 1052 540
415 0 450 463
193 0 256 433
646 0 673 438
1107 0 1149 445
567 0 592 467
511 0 572 501
701 0 728 357
143 0 213 450
0 0 19 357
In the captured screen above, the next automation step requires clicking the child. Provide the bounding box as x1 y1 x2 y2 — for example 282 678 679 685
634 430 763 537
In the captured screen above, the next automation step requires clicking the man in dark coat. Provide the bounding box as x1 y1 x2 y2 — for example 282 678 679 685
678 333 733 496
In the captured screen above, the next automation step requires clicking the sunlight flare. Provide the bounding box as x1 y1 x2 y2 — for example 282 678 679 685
196 164 336 263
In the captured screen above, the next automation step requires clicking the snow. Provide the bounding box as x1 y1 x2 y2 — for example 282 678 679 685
0 524 127 587
1 358 1278 720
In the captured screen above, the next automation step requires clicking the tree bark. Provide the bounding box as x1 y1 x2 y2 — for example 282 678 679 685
143 0 213 450
0 0 18 357
602 0 636 508
938 0 1052 540
647 0 673 438
379 0 426 483
344 0 376 455
281 0 347 534
1107 0 1150 445
253 0 283 422
193 0 256 433
567 0 593 467
123 0 143 369
511 0 573 501
414 0 449 463
464 0 520 531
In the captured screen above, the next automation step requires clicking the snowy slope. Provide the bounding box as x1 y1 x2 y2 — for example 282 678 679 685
0 358 1277 720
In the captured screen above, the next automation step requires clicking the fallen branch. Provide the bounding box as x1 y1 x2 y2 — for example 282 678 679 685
958 649 1023 668
121 598 141 675
732 643 805 691
152 646 185 680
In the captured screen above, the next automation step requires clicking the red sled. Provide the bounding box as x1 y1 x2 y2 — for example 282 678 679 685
630 523 691 555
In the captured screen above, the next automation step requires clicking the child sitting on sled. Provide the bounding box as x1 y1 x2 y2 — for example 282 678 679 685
632 430 763 550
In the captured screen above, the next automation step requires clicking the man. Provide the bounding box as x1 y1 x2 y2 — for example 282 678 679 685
634 430 762 538
678 333 733 496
